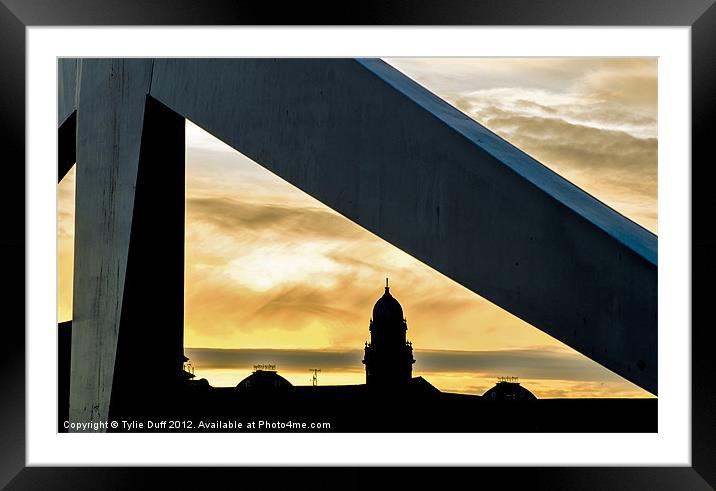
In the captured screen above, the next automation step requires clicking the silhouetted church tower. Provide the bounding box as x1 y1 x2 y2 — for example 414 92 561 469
362 279 415 387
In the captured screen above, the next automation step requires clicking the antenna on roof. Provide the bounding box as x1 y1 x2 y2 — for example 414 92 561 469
309 368 321 387
385 277 389 292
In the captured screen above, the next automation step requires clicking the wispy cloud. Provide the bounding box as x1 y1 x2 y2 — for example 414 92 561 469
387 58 657 232
184 346 648 397
186 346 625 384
187 197 363 241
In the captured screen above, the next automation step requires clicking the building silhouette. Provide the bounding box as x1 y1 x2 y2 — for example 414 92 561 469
483 377 537 401
236 366 293 395
362 279 415 387
57 280 657 433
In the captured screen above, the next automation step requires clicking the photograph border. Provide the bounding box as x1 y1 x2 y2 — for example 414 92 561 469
2 1 714 489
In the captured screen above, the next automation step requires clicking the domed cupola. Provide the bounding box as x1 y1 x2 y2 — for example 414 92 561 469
372 279 405 325
363 279 415 388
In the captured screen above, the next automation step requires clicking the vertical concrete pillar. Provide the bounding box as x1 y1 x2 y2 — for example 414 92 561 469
58 58 78 127
109 96 186 421
69 59 153 429
57 110 75 182
58 59 79 182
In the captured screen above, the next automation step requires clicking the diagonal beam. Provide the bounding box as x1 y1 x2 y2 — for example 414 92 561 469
149 58 657 394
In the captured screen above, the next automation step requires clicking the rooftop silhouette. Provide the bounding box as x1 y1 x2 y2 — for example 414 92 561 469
59 281 655 433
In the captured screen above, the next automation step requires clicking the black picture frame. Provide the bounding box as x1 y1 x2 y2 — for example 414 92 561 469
2 1 713 489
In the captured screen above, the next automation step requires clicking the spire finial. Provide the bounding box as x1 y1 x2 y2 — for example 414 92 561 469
385 277 389 292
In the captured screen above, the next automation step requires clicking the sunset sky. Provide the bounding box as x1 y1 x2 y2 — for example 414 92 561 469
57 58 657 398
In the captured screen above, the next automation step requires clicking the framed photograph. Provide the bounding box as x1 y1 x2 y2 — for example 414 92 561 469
4 1 714 489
